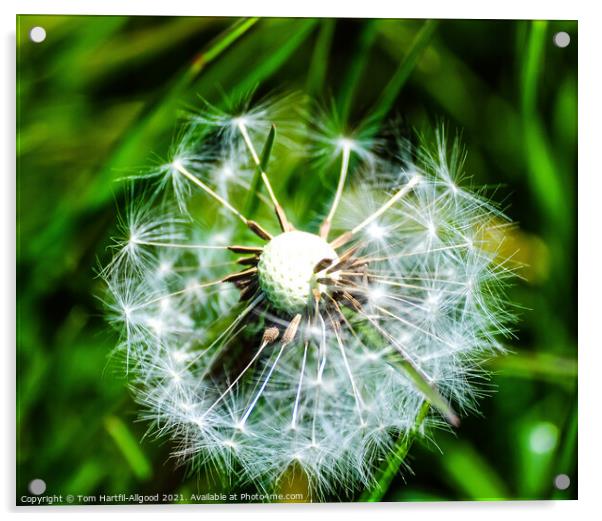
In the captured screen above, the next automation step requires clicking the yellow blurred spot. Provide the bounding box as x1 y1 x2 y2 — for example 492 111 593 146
276 461 311 503
478 218 550 284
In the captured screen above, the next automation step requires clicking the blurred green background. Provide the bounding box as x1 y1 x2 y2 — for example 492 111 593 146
16 16 577 503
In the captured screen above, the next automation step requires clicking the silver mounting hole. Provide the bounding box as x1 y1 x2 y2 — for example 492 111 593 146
553 31 570 48
554 474 571 490
29 26 46 43
28 478 47 495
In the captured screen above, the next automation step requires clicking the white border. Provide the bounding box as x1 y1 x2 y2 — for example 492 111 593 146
4 0 581 19
3 1 598 520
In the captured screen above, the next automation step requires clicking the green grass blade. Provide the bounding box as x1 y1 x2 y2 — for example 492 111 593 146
234 19 317 93
396 358 459 427
365 20 438 129
521 21 547 116
201 18 259 65
438 439 509 500
552 405 577 498
521 21 568 230
104 416 152 481
489 351 577 382
260 125 276 172
337 20 378 122
306 19 335 95
245 124 276 216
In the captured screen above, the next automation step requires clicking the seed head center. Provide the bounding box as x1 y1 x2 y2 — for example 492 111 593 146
258 231 339 313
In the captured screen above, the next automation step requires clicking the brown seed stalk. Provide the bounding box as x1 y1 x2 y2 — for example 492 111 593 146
282 314 302 345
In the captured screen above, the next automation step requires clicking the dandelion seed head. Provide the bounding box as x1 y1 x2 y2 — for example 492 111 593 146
257 231 339 313
101 96 517 496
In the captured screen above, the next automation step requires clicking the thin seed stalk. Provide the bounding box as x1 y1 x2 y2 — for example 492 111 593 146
320 140 352 239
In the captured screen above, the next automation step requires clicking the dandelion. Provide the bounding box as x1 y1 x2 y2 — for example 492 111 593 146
102 95 516 497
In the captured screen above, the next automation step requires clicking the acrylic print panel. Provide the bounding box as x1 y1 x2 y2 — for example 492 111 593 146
16 16 577 505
